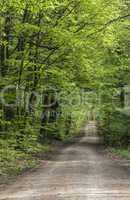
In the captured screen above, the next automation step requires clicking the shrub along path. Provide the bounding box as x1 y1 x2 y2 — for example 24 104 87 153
0 122 130 200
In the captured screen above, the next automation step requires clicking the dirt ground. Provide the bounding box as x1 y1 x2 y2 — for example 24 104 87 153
0 121 130 200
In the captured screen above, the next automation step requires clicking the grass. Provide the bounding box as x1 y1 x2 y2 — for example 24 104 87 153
0 144 51 184
111 147 130 160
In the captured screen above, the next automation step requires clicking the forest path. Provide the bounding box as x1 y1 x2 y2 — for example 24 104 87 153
0 121 130 200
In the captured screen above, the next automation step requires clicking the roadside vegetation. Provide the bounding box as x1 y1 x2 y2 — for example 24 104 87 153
111 148 130 160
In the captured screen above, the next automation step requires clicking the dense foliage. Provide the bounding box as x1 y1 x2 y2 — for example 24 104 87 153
0 0 130 177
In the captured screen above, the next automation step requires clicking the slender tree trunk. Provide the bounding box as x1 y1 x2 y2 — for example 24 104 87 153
0 10 11 76
16 8 30 117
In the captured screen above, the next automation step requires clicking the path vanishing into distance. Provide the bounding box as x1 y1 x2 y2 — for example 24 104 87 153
0 121 130 200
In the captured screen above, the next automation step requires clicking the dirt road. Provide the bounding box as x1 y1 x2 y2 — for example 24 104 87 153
0 122 130 200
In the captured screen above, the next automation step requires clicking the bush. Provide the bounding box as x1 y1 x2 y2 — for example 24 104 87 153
102 110 130 147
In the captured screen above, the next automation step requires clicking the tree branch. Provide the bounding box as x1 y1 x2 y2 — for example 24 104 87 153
77 14 130 37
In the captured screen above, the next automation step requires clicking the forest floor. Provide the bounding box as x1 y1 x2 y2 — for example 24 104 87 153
0 122 130 199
